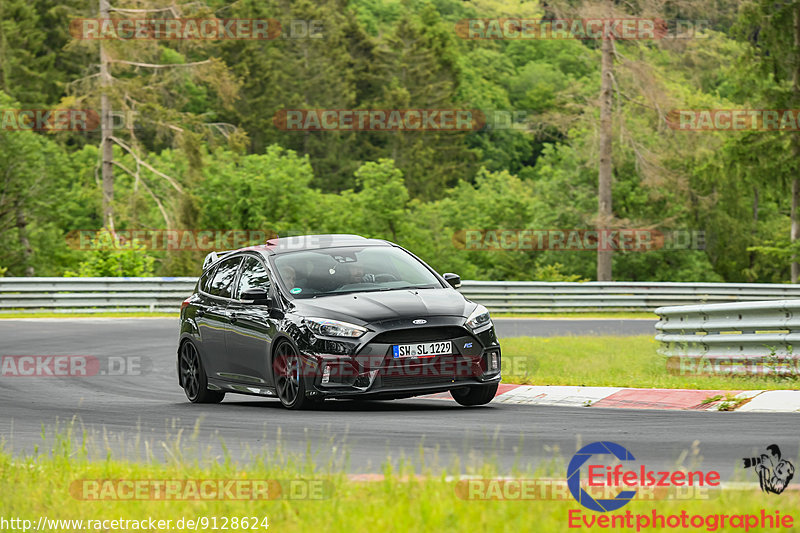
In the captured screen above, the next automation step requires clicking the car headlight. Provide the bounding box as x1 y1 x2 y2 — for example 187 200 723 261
304 317 367 338
465 304 492 332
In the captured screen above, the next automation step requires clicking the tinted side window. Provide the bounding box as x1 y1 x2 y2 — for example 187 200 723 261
237 256 270 297
208 257 242 299
199 266 216 293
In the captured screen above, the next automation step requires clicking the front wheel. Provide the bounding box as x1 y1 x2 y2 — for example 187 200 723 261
179 341 225 404
273 341 311 410
450 383 498 406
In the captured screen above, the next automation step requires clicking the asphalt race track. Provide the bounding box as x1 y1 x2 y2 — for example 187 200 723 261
0 318 795 478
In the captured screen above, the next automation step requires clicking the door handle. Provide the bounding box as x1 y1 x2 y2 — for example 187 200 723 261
196 309 205 317
228 312 238 323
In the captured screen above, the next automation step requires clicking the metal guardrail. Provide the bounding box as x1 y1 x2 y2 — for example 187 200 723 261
3 278 800 314
655 300 800 375
458 281 800 313
0 277 198 313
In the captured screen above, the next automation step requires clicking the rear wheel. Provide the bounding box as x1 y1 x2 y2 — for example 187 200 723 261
273 341 311 410
179 341 225 404
450 383 498 406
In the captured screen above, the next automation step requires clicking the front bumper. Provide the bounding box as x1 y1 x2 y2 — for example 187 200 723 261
296 317 501 399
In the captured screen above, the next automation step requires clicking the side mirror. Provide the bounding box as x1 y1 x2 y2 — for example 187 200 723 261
241 288 270 305
443 273 461 289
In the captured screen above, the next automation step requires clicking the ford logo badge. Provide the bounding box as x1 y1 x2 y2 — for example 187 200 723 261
412 319 427 325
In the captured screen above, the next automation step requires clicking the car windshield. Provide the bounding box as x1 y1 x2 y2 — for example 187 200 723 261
272 246 443 299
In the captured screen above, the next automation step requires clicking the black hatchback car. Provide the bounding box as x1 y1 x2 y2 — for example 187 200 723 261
178 234 501 409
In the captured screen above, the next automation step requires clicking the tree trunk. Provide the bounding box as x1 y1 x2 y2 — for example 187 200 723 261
750 185 759 272
793 177 799 282
16 205 34 277
100 0 114 232
753 185 759 224
597 14 614 281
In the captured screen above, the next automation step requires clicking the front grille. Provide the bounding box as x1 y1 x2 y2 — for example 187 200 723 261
380 374 454 388
378 358 458 389
372 326 469 344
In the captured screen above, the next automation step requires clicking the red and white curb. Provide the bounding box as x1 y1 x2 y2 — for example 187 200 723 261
422 385 798 412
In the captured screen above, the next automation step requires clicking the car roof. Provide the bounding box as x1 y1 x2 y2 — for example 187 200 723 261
256 234 393 255
202 234 395 271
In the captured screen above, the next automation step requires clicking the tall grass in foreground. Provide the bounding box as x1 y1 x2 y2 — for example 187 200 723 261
500 336 800 390
1 425 799 532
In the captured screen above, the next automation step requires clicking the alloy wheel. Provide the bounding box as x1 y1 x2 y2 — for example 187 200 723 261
180 342 201 401
274 342 302 406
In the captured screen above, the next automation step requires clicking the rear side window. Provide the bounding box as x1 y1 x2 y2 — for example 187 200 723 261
208 257 242 299
237 256 270 296
199 266 216 293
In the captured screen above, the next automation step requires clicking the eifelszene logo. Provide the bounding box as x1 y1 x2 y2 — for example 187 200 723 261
744 445 795 495
568 441 638 512
567 441 721 513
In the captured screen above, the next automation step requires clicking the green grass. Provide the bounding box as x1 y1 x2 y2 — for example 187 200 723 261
2 428 799 532
500 335 800 390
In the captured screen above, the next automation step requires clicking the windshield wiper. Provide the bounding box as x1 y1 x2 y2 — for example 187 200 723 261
335 285 439 295
317 287 393 296
312 284 441 298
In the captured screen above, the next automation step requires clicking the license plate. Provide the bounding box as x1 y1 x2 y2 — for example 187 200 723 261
392 341 452 358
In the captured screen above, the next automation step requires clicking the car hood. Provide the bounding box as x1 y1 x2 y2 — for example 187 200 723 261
291 288 472 324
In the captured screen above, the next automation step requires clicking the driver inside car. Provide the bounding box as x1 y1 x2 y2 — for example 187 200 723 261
348 263 375 284
280 265 296 288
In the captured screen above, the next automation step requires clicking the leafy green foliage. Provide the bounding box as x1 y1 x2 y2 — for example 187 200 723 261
0 0 797 283
64 229 155 277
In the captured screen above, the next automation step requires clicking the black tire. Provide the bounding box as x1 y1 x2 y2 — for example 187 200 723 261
179 341 225 404
273 341 311 410
450 383 498 406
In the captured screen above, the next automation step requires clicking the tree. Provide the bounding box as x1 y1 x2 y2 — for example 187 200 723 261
597 0 614 281
64 228 155 276
218 0 361 190
735 0 800 281
0 0 91 107
0 91 77 276
351 159 408 241
367 6 478 199
67 0 243 231
198 145 322 236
